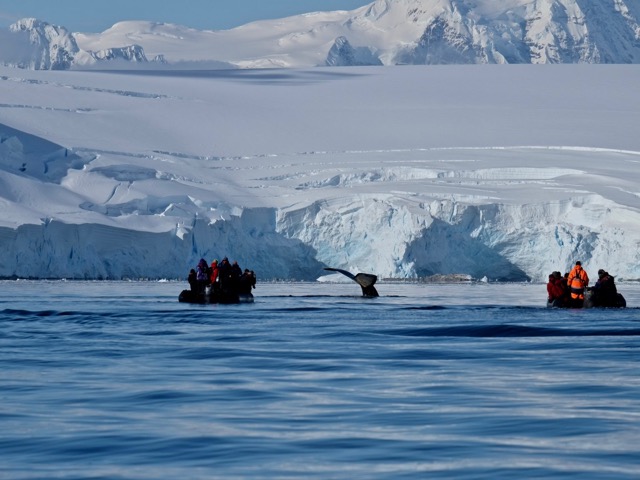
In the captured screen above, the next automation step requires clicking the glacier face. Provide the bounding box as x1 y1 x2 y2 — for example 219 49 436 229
1 64 640 282
275 152 640 282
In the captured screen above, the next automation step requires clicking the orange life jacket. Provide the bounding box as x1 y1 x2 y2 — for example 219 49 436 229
567 265 589 299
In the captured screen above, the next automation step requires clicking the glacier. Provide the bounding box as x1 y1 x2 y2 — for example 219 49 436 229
1 64 640 282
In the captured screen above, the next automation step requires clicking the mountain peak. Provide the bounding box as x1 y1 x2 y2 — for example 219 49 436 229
4 1 640 70
9 18 79 69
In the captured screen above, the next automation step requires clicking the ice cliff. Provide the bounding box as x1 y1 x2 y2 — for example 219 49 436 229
1 64 640 282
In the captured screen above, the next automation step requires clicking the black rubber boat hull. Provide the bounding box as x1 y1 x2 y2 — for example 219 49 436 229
179 289 254 304
547 291 626 309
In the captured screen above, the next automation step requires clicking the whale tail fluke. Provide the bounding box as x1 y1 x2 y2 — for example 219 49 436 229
324 268 379 297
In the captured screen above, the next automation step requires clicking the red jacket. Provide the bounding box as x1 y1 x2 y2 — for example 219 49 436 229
210 262 219 284
547 277 565 300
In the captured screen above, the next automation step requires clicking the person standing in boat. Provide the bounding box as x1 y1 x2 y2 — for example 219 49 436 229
218 257 232 292
238 269 257 294
188 269 198 292
196 258 210 293
547 271 566 307
209 259 220 292
591 269 617 306
230 261 242 290
567 261 589 307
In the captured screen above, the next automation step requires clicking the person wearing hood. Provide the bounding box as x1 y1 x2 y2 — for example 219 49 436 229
210 259 219 292
547 271 566 306
196 258 210 293
591 269 617 306
218 257 231 291
188 269 198 292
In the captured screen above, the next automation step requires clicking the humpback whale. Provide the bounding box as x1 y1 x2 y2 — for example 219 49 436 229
324 267 379 297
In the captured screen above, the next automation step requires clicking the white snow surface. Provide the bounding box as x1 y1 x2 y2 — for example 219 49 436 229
1 64 640 281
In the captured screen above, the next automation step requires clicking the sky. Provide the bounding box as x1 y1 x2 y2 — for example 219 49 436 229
0 0 372 32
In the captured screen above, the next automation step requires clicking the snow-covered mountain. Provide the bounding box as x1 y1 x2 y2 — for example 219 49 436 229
3 19 165 70
1 63 640 282
7 18 84 70
2 0 640 70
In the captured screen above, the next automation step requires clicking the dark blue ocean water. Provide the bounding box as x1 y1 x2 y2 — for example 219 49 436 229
1 281 640 479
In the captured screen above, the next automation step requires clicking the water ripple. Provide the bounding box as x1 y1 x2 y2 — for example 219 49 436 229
1 281 640 479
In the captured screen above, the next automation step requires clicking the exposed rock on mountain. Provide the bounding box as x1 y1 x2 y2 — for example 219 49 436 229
325 36 382 66
4 18 150 70
3 1 640 69
8 18 80 70
90 44 148 63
